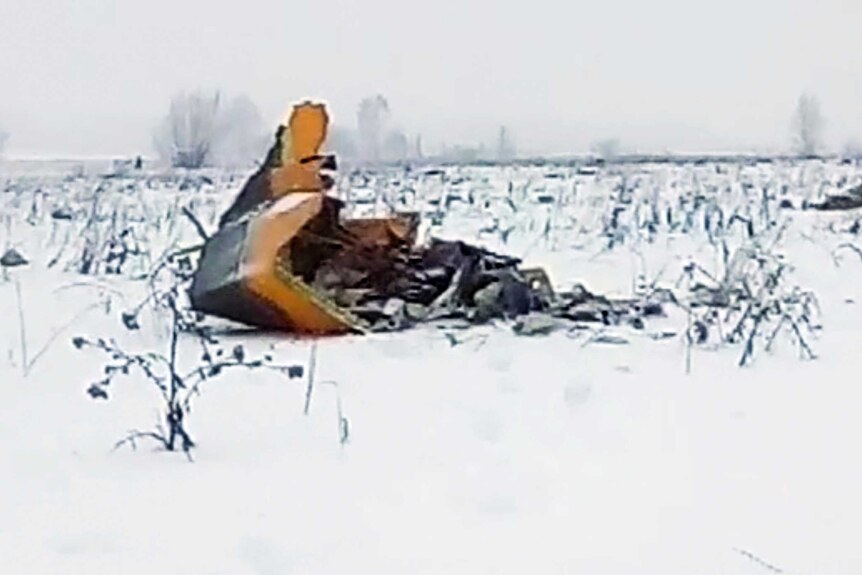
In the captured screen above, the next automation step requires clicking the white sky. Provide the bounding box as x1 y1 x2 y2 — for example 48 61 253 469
1 0 860 157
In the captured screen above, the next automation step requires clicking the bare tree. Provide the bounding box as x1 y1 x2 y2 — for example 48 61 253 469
154 91 269 169
496 126 516 162
591 138 621 161
414 134 424 160
211 95 268 167
383 129 408 163
356 95 390 164
792 93 824 157
154 91 222 169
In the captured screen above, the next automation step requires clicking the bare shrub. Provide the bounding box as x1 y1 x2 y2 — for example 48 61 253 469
75 255 304 458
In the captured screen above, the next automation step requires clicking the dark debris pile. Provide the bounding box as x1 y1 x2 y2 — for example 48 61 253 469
303 235 666 334
809 184 862 211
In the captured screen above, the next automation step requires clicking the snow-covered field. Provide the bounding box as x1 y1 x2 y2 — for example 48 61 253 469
2 159 862 574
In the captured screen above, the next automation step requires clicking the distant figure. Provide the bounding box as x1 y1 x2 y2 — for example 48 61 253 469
134 155 143 170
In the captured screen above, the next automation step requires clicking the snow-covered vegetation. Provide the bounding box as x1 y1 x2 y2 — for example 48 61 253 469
2 158 862 573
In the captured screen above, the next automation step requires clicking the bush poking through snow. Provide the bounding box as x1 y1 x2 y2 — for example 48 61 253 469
74 257 304 459
674 235 820 367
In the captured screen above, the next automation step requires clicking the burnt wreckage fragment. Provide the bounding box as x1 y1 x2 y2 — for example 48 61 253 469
190 101 656 335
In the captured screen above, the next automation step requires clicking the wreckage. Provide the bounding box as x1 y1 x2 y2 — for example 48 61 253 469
190 101 659 335
809 183 862 211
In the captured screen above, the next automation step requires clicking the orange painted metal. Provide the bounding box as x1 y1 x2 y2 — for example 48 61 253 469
244 193 359 334
269 102 332 195
192 100 419 335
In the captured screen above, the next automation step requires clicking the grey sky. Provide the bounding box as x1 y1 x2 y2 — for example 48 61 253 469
1 0 860 157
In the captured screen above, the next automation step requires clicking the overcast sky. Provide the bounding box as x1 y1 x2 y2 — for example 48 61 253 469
1 0 860 157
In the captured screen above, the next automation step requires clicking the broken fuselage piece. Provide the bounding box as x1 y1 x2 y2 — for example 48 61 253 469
190 101 554 335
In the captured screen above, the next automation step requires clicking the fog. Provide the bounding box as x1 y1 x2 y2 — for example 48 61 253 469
1 0 860 157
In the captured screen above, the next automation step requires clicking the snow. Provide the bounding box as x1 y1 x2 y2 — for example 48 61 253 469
2 159 862 574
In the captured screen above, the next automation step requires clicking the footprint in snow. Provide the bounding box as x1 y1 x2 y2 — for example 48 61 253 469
472 411 503 444
564 383 592 407
239 537 293 575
